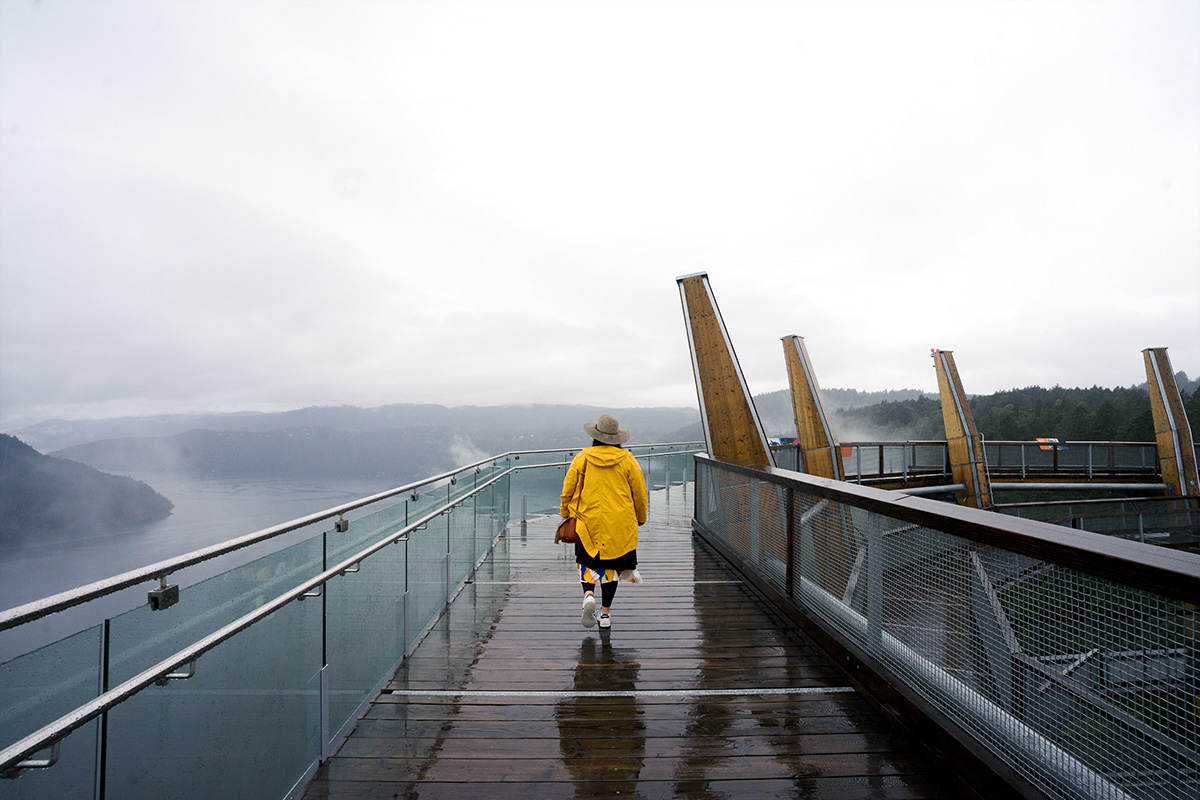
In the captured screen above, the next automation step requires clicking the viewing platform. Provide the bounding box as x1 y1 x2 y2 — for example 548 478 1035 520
2 442 1197 800
302 484 958 799
3 273 1198 799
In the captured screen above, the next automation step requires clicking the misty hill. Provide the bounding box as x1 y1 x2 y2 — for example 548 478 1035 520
55 427 457 482
666 387 936 441
44 405 701 482
13 403 699 454
0 434 173 542
754 387 934 437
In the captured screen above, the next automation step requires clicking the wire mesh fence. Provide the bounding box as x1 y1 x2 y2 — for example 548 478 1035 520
696 457 1200 800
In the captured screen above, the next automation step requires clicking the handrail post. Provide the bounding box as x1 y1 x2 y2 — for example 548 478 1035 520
866 522 882 648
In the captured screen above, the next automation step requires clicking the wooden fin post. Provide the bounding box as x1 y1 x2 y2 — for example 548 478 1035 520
677 273 773 467
932 350 992 509
1143 347 1199 497
782 335 843 480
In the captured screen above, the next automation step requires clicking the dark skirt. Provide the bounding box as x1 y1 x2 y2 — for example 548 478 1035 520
575 541 638 572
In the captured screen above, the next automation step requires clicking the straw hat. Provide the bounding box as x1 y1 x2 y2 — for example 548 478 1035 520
584 414 631 445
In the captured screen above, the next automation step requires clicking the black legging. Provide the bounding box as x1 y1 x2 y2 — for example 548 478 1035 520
582 581 618 608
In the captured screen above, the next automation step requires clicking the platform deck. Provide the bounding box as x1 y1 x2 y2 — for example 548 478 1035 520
301 485 960 799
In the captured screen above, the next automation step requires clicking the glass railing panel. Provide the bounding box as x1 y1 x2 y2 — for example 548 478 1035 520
0 625 101 798
473 489 489 562
325 538 406 740
670 448 699 483
636 444 699 490
510 462 569 517
405 486 449 527
476 478 507 560
474 472 510 548
448 498 477 588
327 498 407 565
105 536 324 687
404 515 450 651
102 598 321 800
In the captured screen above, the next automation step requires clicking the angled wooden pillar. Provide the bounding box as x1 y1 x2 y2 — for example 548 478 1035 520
782 335 843 480
932 350 992 509
1143 347 1199 497
783 334 853 590
677 272 773 467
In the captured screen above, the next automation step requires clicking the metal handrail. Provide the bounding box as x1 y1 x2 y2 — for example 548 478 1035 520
0 441 704 631
0 441 706 775
0 454 498 631
0 469 510 775
702 454 1200 602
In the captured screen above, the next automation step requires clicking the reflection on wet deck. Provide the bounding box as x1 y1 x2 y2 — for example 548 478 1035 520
302 486 960 799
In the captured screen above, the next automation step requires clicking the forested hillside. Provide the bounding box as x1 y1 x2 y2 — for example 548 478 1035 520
0 434 173 541
834 378 1200 442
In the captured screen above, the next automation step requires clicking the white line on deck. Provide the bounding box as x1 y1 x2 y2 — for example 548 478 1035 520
386 686 856 698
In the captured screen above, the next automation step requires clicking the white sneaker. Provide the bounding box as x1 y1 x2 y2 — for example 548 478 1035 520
581 595 596 628
619 569 643 583
598 613 611 629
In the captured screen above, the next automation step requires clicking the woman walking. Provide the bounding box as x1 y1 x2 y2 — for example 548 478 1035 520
560 414 648 629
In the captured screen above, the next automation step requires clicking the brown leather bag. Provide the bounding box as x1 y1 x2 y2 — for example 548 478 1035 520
555 461 587 544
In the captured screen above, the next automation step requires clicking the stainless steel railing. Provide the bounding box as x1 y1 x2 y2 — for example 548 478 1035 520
0 442 703 798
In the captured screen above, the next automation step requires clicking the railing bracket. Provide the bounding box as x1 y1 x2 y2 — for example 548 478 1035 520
156 660 196 686
2 740 60 779
297 584 324 601
148 576 179 611
335 515 349 533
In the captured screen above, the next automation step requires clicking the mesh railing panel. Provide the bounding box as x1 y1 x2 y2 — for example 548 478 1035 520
696 459 1199 800
996 498 1200 553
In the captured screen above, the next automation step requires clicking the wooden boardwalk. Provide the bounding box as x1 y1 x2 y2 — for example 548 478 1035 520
302 485 962 799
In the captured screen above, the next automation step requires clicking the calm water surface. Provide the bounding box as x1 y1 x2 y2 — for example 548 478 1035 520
0 476 400 662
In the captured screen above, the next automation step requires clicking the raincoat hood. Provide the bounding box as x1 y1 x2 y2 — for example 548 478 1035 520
581 446 632 468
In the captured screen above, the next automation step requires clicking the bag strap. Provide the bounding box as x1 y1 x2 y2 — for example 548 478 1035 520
573 460 588 517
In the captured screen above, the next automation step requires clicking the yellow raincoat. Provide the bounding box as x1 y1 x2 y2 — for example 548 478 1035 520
560 446 647 560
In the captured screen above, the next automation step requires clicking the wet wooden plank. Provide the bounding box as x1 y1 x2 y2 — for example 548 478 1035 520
303 775 959 800
300 489 962 799
317 750 941 782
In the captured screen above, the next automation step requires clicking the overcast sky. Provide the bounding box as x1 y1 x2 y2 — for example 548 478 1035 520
1 0 1197 429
